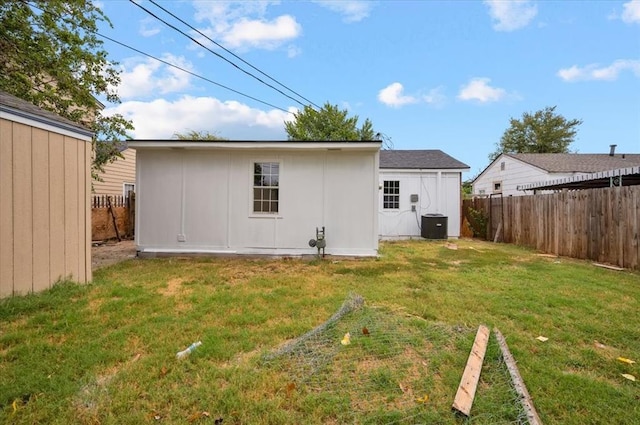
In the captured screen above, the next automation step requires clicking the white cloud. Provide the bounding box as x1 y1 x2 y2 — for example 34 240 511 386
484 0 537 32
378 82 418 108
457 78 507 103
116 55 194 99
313 1 372 23
422 86 447 106
223 15 301 50
286 44 302 58
103 96 293 140
558 59 640 82
139 17 161 37
192 1 301 52
622 0 640 24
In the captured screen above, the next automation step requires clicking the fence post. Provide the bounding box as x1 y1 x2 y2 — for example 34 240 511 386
127 191 135 238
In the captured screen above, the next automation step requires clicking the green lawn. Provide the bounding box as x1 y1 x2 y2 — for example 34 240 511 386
1 240 638 424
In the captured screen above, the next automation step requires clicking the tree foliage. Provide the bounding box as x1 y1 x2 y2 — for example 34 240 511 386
0 0 133 179
489 106 582 161
173 130 227 140
285 102 377 141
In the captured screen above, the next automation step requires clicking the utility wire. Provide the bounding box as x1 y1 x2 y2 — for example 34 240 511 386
97 34 291 113
148 0 321 110
129 0 310 109
22 0 292 113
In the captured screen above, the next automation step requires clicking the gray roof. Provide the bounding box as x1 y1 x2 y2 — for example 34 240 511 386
507 153 640 173
0 90 92 136
380 150 469 170
519 165 640 191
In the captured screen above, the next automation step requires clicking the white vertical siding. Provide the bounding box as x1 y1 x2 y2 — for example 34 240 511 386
324 151 378 252
379 170 462 239
135 148 379 256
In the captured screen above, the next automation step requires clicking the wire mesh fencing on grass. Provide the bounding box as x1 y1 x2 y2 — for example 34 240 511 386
261 294 471 424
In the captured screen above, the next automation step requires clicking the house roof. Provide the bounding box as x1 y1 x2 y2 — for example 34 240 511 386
518 166 640 191
379 150 469 170
0 90 93 138
506 153 640 173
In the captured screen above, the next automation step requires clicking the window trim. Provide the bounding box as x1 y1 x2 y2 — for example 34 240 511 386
493 181 502 194
251 160 281 216
123 182 135 198
382 180 400 210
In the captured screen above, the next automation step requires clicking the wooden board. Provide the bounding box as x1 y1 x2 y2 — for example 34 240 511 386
452 324 490 417
494 329 543 425
593 263 624 271
0 119 14 298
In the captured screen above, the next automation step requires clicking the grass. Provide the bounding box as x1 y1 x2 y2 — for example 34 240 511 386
0 239 638 424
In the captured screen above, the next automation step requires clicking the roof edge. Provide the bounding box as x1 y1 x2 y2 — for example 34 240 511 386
127 140 382 151
0 105 93 140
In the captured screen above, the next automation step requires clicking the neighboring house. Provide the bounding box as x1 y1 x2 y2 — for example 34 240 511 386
518 165 640 191
93 143 136 198
473 152 640 197
127 140 381 257
379 150 469 239
0 90 93 297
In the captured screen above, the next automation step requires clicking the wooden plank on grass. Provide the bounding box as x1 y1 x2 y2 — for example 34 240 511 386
593 263 624 271
452 324 489 417
494 329 543 425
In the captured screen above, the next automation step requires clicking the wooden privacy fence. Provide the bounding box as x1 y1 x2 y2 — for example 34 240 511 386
91 193 135 241
463 186 639 270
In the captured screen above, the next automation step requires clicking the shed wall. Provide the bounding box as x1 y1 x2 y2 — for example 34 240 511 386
136 148 379 256
379 170 462 239
0 118 91 297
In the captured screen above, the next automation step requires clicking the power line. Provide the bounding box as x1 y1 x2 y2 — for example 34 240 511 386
147 0 321 110
129 0 311 109
97 34 291 113
22 0 292 113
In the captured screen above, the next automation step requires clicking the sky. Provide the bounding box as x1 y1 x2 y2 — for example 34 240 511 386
95 0 640 177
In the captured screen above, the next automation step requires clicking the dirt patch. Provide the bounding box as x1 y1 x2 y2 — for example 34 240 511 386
158 278 185 297
92 240 136 271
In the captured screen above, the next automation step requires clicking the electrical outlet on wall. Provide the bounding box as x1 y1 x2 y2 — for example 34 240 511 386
411 205 416 212
177 234 186 242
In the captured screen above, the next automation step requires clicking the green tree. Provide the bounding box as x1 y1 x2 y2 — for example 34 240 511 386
173 130 227 140
462 179 473 199
285 102 376 141
0 0 133 179
489 106 582 161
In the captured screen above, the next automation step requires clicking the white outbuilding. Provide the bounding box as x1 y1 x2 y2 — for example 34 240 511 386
127 140 381 257
378 150 469 240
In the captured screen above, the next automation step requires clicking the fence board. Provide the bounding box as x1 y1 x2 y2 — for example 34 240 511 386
630 187 639 269
91 193 135 240
462 186 640 270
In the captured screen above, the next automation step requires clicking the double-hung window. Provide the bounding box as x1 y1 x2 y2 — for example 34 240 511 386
253 162 279 213
383 180 400 209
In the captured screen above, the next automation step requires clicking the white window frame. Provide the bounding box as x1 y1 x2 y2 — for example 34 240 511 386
493 181 502 194
123 182 135 198
383 180 400 209
251 161 280 215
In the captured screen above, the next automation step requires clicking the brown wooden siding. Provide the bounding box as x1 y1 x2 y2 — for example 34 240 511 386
93 148 136 196
0 117 91 297
0 118 14 298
